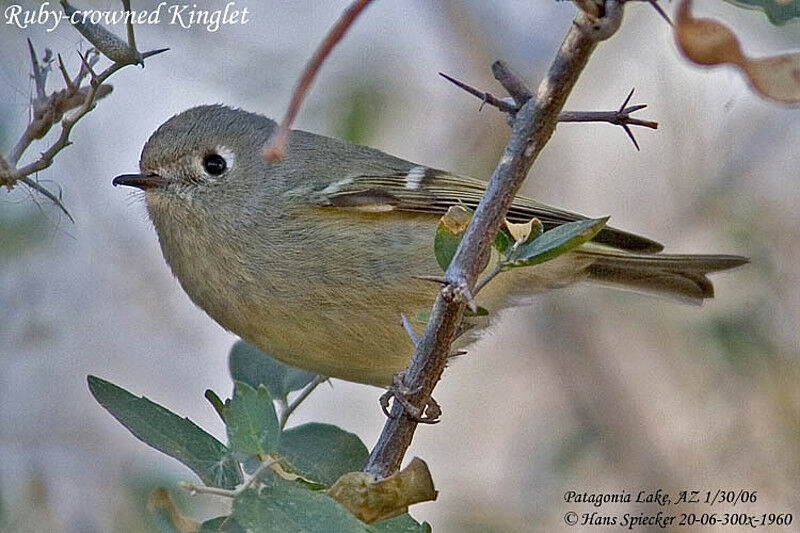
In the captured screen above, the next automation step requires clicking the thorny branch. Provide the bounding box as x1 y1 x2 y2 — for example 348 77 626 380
262 0 376 160
439 72 657 150
364 0 628 478
0 0 167 219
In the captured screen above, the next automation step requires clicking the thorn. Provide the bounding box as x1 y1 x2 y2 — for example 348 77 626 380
463 286 478 314
26 38 38 64
400 313 420 347
121 0 136 52
621 124 640 151
140 47 169 61
57 54 75 91
439 72 518 113
78 51 97 81
623 104 647 114
27 39 46 99
619 87 635 113
647 0 673 26
413 274 449 285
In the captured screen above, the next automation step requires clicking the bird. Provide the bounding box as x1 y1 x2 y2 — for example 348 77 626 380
113 105 747 386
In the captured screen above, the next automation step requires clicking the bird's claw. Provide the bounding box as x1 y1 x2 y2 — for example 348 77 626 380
379 372 441 424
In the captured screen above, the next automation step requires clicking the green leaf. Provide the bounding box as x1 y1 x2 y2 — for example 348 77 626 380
493 227 514 256
233 485 372 533
414 309 432 324
434 205 472 271
723 0 800 25
463 306 489 318
229 340 316 402
200 516 247 533
225 382 280 457
278 423 369 486
371 514 432 533
504 217 608 269
87 376 241 489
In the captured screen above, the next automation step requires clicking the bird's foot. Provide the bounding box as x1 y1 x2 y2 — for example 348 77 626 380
379 372 441 424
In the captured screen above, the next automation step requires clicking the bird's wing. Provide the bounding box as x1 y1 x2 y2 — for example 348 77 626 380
310 167 664 253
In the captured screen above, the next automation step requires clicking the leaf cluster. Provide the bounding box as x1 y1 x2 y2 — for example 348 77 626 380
89 340 431 532
434 205 607 274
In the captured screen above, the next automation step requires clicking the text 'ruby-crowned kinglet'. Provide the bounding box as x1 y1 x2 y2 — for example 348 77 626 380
113 105 747 386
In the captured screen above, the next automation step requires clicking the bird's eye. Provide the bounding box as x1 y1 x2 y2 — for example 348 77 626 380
203 153 227 175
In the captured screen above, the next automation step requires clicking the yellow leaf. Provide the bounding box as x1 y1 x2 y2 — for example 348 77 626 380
440 205 472 234
327 457 437 523
675 0 800 103
253 453 325 487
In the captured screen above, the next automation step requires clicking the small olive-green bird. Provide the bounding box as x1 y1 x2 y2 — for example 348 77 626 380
113 105 747 386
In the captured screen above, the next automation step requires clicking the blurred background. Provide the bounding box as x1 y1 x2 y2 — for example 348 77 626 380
1 0 798 531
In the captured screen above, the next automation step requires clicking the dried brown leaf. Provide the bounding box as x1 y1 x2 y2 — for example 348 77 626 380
675 0 800 102
504 217 543 245
327 457 437 523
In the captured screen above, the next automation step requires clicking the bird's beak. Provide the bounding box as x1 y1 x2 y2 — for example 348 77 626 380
112 173 166 190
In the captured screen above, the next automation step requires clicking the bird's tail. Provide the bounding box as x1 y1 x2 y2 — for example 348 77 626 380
576 247 749 304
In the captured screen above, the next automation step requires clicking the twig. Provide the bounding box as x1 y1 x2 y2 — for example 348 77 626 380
0 0 167 216
20 177 74 222
474 262 504 296
491 60 532 107
261 0 376 160
8 83 113 167
239 459 277 493
363 0 626 478
279 375 327 429
441 73 657 149
559 88 658 150
180 458 278 499
57 54 75 90
439 72 658 150
178 482 237 498
475 235 525 295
